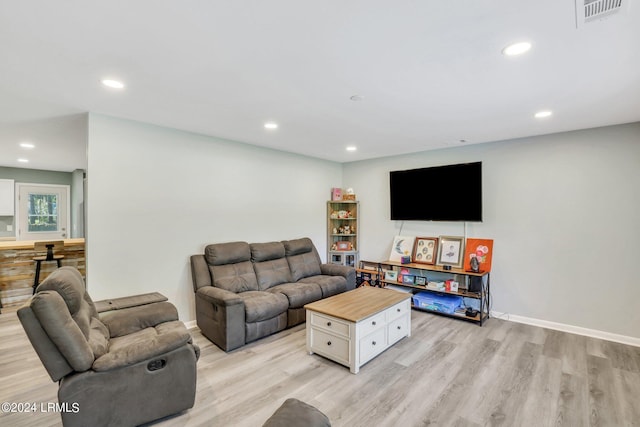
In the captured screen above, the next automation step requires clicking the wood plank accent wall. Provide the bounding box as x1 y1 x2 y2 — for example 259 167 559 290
0 239 85 308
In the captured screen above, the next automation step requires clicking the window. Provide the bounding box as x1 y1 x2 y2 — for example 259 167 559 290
27 193 59 232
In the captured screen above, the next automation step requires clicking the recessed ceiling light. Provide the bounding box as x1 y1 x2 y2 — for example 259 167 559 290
350 95 364 102
346 146 357 152
101 79 125 89
534 110 553 118
502 42 532 56
264 122 278 130
17 158 29 163
20 142 35 149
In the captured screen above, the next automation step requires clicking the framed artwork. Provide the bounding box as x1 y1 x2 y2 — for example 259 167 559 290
402 275 415 285
436 236 465 268
414 276 427 286
335 241 353 251
412 237 438 265
389 236 416 262
384 270 398 282
463 238 494 272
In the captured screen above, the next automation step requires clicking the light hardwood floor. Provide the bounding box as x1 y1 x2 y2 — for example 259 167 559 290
1 308 639 427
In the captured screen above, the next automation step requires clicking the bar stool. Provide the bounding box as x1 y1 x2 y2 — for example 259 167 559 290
33 240 65 294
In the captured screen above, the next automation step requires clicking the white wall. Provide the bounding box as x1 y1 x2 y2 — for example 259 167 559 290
343 122 640 340
86 114 342 321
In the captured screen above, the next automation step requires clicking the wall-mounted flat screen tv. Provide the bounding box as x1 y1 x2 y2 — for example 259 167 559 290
389 162 482 222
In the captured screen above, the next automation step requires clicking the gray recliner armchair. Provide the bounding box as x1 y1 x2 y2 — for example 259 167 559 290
18 267 200 427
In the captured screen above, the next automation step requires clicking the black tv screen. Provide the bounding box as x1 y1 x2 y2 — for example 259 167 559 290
390 162 482 222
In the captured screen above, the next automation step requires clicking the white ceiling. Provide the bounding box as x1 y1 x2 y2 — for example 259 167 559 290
1 1 639 171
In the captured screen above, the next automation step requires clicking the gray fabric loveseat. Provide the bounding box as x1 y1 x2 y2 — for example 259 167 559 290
190 237 355 351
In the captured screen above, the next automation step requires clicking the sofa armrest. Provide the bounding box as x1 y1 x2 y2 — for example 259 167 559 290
320 264 356 290
195 287 245 351
191 254 212 291
94 292 168 313
100 301 179 338
196 286 243 306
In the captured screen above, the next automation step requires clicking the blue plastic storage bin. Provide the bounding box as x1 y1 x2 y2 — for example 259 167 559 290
412 292 462 314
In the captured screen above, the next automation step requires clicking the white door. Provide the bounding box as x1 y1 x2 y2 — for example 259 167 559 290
16 184 70 241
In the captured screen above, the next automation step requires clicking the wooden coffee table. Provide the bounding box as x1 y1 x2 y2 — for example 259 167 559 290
304 286 411 374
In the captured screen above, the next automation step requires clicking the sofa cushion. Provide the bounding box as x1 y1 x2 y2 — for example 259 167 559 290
93 320 191 371
283 237 315 257
30 291 95 372
211 261 259 293
283 238 322 281
286 252 322 282
268 282 322 309
299 275 347 298
205 242 251 266
237 291 289 323
254 258 293 291
251 242 286 262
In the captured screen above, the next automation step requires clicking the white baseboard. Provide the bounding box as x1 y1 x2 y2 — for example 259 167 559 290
184 320 197 330
491 310 640 348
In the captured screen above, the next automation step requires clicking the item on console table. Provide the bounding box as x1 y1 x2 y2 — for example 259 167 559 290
463 238 494 272
384 270 398 282
436 235 465 268
398 268 410 283
402 275 415 285
389 236 416 262
400 255 411 264
412 236 438 265
414 276 427 286
331 188 343 201
426 281 445 291
445 279 459 292
412 292 463 314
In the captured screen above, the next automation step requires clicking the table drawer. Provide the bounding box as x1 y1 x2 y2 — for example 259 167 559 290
388 314 409 344
359 327 387 364
310 312 350 337
359 310 386 337
387 299 411 321
310 328 350 364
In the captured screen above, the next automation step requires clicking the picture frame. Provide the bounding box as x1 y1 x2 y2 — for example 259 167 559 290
389 235 416 262
463 238 494 272
412 237 438 265
436 236 465 268
335 241 353 251
414 276 427 286
384 270 398 282
402 275 415 285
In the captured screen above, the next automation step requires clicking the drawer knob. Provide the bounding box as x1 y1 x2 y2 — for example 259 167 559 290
397 308 401 312
372 341 377 345
327 321 332 326
397 326 401 330
372 321 377 326
327 341 332 346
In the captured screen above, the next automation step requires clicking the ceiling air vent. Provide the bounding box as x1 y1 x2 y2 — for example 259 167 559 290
576 0 627 27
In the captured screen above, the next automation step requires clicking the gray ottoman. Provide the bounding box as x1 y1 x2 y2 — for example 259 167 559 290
263 398 331 427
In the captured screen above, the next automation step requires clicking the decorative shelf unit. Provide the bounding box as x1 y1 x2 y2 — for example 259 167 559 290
359 260 490 326
327 201 359 267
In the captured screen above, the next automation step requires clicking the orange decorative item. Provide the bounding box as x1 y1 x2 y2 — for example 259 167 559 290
463 238 494 272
